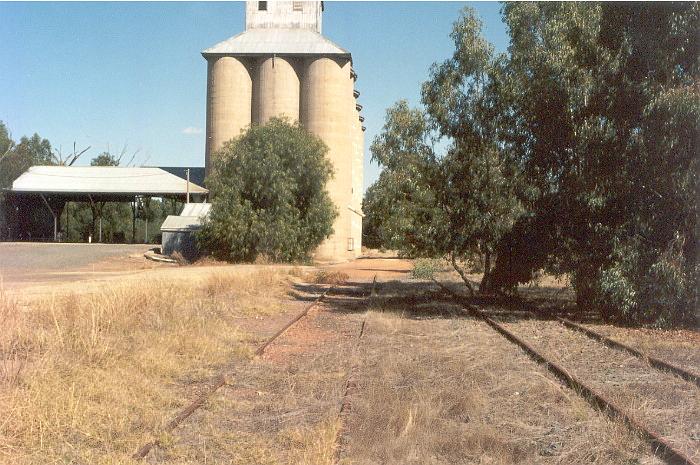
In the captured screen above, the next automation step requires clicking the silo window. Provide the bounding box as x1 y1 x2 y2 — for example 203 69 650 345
347 238 354 251
258 1 267 11
293 1 303 11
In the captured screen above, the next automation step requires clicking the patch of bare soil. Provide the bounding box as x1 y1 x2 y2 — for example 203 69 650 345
150 282 371 465
583 323 700 376
323 257 414 282
493 317 700 461
7 263 312 304
340 282 661 465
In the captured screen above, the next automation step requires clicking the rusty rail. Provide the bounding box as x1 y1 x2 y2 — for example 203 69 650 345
477 312 696 465
435 280 697 465
443 281 700 388
133 284 334 460
556 317 700 388
334 276 377 464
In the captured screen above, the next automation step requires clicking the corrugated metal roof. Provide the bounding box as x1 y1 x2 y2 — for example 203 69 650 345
158 166 206 188
180 202 212 217
202 28 350 56
160 215 205 232
11 166 208 195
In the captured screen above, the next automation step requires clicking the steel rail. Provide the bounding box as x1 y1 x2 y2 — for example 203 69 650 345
556 317 700 388
477 311 697 465
447 282 700 389
333 276 377 464
434 280 697 465
506 296 700 388
133 284 335 460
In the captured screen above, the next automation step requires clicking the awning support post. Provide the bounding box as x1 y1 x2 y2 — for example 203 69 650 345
39 193 57 242
132 197 137 244
88 194 98 243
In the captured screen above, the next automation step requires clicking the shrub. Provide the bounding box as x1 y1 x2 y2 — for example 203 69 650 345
198 119 337 263
412 258 442 280
312 270 349 285
594 236 697 327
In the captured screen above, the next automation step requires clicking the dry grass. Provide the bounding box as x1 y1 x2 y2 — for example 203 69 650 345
496 318 700 460
311 270 349 285
155 288 365 465
0 269 295 465
284 417 340 465
342 305 660 465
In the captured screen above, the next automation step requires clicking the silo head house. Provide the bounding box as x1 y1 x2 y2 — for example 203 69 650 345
202 1 365 262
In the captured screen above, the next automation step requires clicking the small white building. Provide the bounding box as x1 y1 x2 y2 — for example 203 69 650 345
160 203 212 261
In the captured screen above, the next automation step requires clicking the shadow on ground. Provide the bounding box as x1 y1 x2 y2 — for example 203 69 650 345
290 278 605 324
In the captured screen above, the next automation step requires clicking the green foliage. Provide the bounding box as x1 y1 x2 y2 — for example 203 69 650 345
198 118 337 263
0 123 58 239
487 2 699 325
0 123 169 243
0 122 55 189
90 152 120 167
365 4 698 325
366 101 446 257
594 235 697 327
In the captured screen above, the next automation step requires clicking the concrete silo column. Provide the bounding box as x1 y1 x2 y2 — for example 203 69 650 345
256 56 300 123
302 57 354 261
205 56 253 176
351 106 364 257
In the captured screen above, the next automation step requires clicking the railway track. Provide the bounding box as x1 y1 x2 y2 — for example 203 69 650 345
437 281 699 465
334 275 377 464
133 283 337 460
556 316 700 387
505 295 699 386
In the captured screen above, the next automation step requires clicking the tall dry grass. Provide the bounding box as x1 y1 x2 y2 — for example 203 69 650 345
0 269 294 465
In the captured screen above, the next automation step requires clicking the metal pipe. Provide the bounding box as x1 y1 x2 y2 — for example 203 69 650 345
186 169 190 204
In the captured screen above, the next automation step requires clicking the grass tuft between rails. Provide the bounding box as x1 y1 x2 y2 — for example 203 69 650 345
0 269 294 465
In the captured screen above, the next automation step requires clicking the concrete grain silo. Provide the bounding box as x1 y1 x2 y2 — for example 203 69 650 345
205 57 253 174
203 0 365 262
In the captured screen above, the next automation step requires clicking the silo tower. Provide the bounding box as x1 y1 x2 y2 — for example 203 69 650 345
203 0 365 262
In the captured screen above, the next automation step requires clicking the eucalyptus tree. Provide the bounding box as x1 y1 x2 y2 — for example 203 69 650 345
421 8 525 291
369 7 525 294
366 3 697 325
489 2 699 325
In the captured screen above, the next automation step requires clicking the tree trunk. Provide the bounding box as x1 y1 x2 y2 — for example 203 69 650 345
480 249 492 292
450 253 475 297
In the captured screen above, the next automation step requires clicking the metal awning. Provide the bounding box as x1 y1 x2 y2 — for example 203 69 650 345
2 166 209 241
7 166 207 202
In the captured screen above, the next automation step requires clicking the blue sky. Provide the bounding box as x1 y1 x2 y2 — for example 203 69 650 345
0 1 509 191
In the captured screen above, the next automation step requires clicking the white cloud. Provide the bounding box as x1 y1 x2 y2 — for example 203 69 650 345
182 126 203 135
